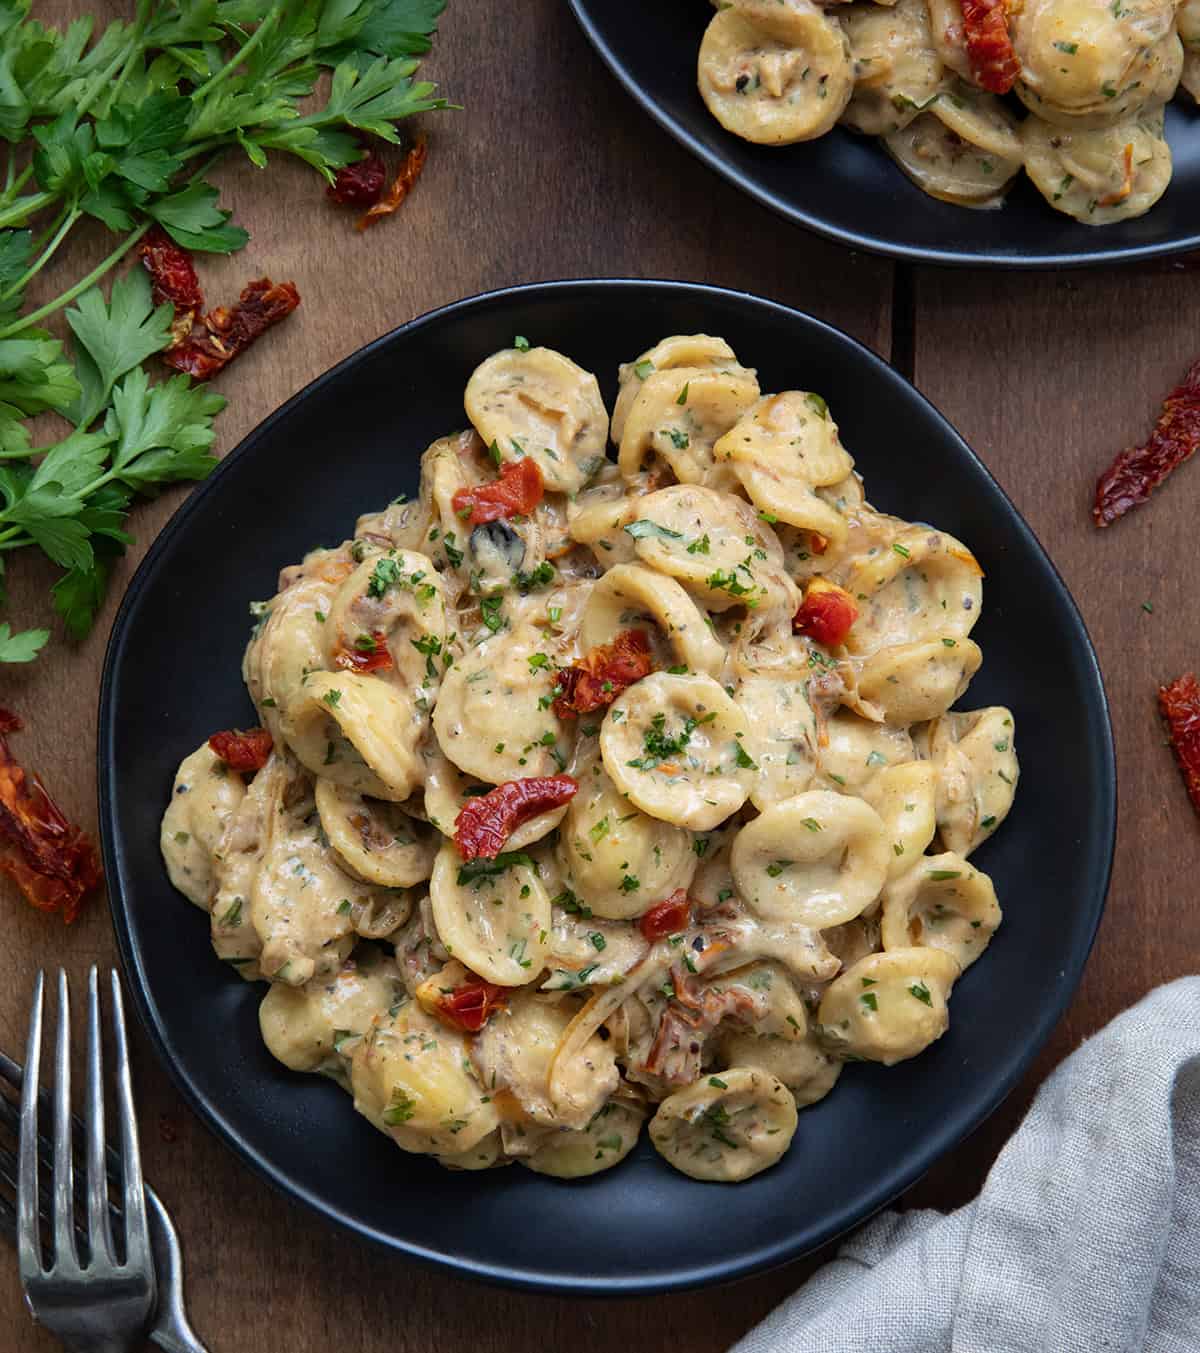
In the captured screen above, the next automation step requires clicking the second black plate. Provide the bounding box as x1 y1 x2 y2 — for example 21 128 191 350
568 0 1200 268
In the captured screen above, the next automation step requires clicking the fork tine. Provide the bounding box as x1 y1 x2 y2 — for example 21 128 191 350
85 965 114 1263
109 971 150 1265
16 970 44 1280
51 969 77 1271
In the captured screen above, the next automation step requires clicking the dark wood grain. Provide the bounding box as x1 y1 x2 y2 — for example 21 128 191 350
904 267 1200 1210
0 1 892 1348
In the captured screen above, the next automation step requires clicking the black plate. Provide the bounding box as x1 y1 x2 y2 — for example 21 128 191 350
99 281 1115 1293
568 0 1200 268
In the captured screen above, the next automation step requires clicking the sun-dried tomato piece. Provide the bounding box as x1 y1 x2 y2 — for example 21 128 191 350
451 458 545 527
1094 360 1200 527
1159 673 1200 817
357 136 428 232
639 890 692 941
553 629 655 719
328 142 386 207
810 532 829 556
432 979 509 1033
139 227 205 345
333 630 395 674
959 0 1020 93
208 728 273 773
163 278 301 381
454 774 579 860
0 709 102 924
793 578 859 647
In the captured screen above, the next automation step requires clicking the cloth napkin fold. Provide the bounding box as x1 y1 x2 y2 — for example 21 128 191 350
730 977 1200 1353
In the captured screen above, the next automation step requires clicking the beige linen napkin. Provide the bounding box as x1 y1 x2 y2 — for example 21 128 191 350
730 977 1200 1353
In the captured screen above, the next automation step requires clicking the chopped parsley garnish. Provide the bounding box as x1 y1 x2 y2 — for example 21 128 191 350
676 382 689 405
515 561 555 592
619 874 640 893
513 335 531 352
687 533 711 555
456 851 534 886
368 556 402 598
892 542 911 559
665 427 690 450
627 710 714 770
411 634 443 680
800 817 822 832
733 742 757 770
588 931 607 951
708 1076 728 1090
928 869 961 880
382 1091 417 1126
633 358 654 380
624 519 683 541
480 595 505 633
706 568 757 603
909 982 932 1006
443 533 464 568
323 688 342 708
860 992 878 1012
805 392 828 419
553 887 592 919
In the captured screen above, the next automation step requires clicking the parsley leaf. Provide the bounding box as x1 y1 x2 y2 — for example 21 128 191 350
0 620 49 663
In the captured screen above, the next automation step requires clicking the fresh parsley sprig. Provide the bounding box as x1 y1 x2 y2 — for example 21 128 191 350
0 0 451 661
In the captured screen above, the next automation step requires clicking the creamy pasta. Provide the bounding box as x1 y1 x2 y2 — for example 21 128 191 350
160 332 1019 1183
696 0 1194 226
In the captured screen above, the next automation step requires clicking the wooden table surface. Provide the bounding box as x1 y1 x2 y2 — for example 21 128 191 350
4 2 1199 1348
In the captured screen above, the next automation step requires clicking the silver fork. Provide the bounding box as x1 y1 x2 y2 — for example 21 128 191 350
18 968 157 1352
0 1046 207 1353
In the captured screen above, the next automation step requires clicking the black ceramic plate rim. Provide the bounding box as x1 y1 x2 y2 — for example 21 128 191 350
565 0 1200 270
98 279 1116 1293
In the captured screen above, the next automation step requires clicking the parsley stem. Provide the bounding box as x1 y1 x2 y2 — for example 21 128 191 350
101 0 154 117
0 190 58 231
73 45 135 123
190 2 283 102
0 161 33 201
0 527 33 549
3 205 82 304
0 221 151 339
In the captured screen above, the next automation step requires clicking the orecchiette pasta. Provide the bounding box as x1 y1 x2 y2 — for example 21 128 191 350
918 705 1019 854
162 332 1017 1185
880 852 1002 968
601 672 757 831
817 946 961 1064
618 365 760 486
464 346 608 494
698 6 855 146
731 789 890 925
690 0 1195 225
161 743 246 909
